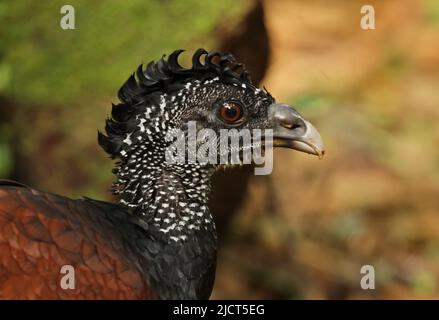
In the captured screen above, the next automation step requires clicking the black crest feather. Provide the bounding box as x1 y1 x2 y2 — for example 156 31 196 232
99 48 254 157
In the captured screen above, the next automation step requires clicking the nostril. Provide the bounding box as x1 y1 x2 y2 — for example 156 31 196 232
279 119 291 129
291 122 302 130
280 118 304 131
270 104 305 130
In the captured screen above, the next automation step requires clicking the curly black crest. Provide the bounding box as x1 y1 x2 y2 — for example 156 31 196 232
98 48 257 157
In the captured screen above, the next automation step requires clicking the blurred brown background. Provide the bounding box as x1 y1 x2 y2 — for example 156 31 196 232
1 0 439 299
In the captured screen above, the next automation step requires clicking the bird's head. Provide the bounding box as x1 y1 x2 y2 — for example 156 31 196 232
98 49 324 207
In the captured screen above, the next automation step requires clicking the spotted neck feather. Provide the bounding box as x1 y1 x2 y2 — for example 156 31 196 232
119 162 215 241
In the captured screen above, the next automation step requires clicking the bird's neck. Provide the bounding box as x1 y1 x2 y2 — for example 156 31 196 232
116 162 218 299
116 160 216 242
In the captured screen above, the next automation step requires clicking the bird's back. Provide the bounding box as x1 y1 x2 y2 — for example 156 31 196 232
0 180 152 299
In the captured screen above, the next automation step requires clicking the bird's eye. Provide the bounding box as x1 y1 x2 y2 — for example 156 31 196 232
218 102 243 124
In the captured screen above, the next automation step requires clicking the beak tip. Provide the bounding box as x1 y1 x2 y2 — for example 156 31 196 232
269 103 325 158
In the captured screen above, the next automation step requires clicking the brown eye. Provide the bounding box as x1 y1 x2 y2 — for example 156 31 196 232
218 102 243 124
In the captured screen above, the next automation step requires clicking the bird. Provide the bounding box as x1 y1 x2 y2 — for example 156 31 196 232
0 48 324 299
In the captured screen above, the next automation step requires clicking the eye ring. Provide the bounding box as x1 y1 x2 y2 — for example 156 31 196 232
218 101 244 124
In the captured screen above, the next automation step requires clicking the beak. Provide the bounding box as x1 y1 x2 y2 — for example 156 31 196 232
268 103 325 159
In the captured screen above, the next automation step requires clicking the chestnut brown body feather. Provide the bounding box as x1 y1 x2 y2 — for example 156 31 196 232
0 181 151 299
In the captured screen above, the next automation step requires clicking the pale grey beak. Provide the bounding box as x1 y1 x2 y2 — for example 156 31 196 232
268 103 325 159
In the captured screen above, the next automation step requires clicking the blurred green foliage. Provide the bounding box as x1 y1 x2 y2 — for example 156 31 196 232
0 143 12 176
288 92 336 119
0 0 245 104
424 0 439 24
